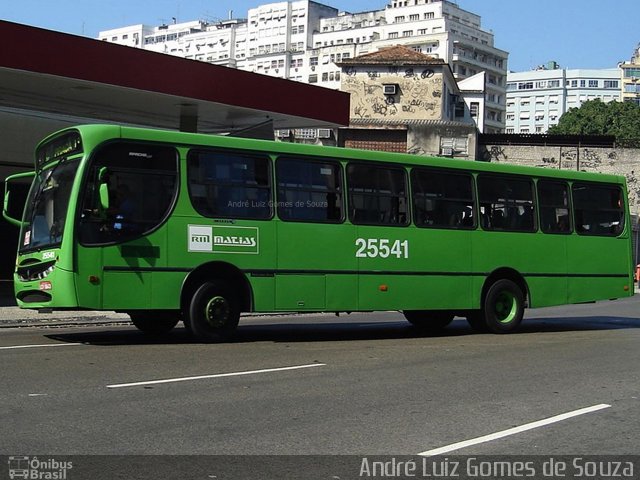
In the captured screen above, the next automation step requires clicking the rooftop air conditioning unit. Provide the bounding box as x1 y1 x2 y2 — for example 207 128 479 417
383 84 397 95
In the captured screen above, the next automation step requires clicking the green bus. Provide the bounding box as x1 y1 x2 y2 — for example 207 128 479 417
3 125 634 341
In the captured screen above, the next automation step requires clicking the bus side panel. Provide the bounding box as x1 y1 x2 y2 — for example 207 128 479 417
151 271 186 309
100 229 170 309
75 245 103 309
567 235 633 303
472 231 569 308
169 216 279 311
275 222 357 311
356 226 473 311
523 234 569 308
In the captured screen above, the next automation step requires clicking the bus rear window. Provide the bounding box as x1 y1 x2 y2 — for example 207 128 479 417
187 150 272 220
572 183 624 236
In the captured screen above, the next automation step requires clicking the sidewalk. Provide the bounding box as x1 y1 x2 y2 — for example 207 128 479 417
0 305 130 328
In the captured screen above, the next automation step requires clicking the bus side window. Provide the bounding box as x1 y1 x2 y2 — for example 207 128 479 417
538 180 571 234
347 164 408 226
276 157 343 223
187 150 272 220
411 168 475 230
572 183 624 236
477 174 535 233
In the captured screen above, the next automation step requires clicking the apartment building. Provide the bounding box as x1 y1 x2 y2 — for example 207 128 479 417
505 63 621 134
620 43 640 105
99 0 508 132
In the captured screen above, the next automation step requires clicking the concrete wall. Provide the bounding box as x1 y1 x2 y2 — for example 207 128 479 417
478 143 640 213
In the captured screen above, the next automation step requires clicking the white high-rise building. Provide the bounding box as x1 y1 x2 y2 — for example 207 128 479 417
99 0 508 132
505 63 621 134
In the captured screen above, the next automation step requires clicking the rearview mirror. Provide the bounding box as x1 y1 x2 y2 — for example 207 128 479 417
3 171 35 227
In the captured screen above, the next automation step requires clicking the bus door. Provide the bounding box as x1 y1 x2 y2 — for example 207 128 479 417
568 182 630 303
75 142 179 310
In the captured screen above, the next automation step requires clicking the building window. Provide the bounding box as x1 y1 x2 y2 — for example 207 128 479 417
548 80 560 88
309 74 318 83
518 82 534 90
424 12 435 19
604 80 619 88
470 102 479 117
402 30 413 37
409 14 419 21
389 32 399 39
395 16 405 23
588 80 598 88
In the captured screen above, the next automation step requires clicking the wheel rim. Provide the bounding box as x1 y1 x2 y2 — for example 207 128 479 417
494 291 518 324
204 296 230 328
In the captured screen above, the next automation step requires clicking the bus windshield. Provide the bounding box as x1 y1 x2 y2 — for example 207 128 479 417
19 159 79 253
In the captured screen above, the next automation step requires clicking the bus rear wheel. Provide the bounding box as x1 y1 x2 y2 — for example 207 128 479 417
482 279 524 333
187 282 240 342
129 311 179 335
403 310 454 331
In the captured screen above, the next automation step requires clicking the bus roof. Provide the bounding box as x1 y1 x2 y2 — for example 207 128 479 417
55 124 627 186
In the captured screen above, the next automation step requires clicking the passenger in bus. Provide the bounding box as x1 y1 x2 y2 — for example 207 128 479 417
112 184 136 233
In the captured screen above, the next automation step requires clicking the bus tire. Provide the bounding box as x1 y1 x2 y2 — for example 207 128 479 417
403 310 454 331
483 279 524 333
188 282 240 342
129 311 179 335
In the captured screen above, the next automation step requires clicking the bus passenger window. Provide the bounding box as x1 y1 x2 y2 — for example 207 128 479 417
411 168 475 229
477 175 535 232
276 157 343 223
572 183 624 236
538 180 571 234
347 164 408 226
187 150 271 220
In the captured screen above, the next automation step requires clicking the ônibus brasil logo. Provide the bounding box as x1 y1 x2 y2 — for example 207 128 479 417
188 225 259 254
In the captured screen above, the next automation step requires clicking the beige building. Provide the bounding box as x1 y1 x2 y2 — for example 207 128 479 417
620 43 640 105
337 45 477 158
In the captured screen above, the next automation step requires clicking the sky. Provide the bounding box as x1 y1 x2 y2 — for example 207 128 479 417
1 0 637 72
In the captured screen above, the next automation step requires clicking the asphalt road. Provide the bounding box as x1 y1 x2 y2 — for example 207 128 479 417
1 297 639 477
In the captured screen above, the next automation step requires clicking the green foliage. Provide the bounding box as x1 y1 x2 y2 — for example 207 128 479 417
548 99 640 141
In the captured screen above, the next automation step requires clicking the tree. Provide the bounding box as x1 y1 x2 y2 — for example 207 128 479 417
547 99 640 141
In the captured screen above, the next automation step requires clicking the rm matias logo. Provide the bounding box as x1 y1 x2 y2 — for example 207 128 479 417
214 235 257 247
188 225 259 254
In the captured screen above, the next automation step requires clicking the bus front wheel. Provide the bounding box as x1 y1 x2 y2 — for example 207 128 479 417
403 310 454 331
129 311 179 335
187 282 240 342
482 279 525 333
